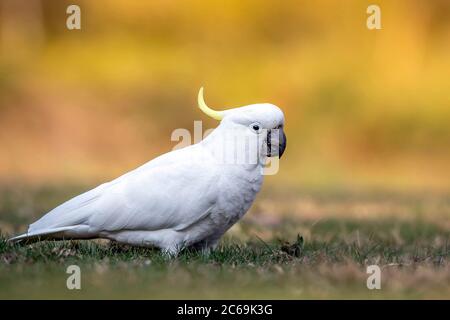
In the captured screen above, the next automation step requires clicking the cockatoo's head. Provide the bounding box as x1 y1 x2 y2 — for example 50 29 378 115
198 87 287 159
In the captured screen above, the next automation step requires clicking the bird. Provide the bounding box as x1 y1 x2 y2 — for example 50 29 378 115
9 88 287 255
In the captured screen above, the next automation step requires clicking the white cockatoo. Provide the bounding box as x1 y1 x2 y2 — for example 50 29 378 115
10 88 287 254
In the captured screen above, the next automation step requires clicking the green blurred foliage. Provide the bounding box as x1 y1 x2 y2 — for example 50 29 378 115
0 0 449 190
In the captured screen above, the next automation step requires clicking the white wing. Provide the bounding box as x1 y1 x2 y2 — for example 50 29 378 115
11 144 220 241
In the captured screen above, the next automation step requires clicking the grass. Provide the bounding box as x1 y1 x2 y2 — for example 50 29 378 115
0 185 449 299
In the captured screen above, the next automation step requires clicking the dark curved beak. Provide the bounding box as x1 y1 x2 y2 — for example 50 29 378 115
279 130 287 158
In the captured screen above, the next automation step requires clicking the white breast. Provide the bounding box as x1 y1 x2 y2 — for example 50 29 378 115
210 165 263 234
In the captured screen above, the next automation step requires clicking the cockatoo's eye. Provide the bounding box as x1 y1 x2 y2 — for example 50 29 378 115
250 123 262 133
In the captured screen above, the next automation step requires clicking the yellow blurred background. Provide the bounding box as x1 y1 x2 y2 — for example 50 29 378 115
0 0 449 192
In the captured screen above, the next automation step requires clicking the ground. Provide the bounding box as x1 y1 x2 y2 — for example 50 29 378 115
0 185 449 299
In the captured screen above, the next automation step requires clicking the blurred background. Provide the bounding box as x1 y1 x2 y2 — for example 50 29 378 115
0 0 449 192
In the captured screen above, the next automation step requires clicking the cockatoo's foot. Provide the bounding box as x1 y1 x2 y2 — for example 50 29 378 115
161 245 182 257
185 239 219 255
